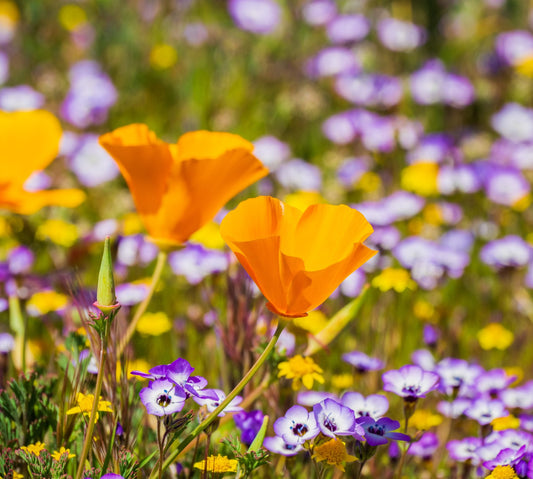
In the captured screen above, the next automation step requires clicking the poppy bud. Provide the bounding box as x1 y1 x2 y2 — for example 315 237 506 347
95 236 118 313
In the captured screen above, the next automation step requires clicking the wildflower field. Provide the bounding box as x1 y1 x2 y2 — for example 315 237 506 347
2 0 533 478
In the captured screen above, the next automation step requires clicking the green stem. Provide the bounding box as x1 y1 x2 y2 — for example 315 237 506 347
75 318 110 479
117 250 167 356
152 322 285 478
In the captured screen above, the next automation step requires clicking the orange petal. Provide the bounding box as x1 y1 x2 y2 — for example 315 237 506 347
99 124 173 217
0 110 62 186
1 188 86 214
175 131 254 161
150 149 268 243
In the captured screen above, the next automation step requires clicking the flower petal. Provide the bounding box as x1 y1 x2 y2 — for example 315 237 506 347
175 130 254 161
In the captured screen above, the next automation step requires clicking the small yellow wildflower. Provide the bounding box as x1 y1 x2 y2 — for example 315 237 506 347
485 465 518 479
401 162 439 196
190 221 225 250
122 212 144 235
58 4 87 31
128 358 151 380
491 415 520 431
413 299 435 321
27 290 69 316
477 323 514 351
423 204 443 225
136 311 172 336
12 473 23 479
312 438 356 472
293 310 329 335
36 219 79 247
331 373 353 390
0 0 18 25
505 367 523 386
515 55 533 77
356 171 382 193
409 410 443 430
284 191 325 210
66 392 113 420
278 355 324 390
51 447 75 460
193 455 238 473
150 44 178 69
512 193 531 212
372 268 416 293
20 442 46 456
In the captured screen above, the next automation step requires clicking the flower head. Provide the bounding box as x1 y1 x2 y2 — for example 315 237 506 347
220 196 375 317
264 435 304 456
312 438 356 472
0 110 85 213
278 355 324 390
193 454 238 473
357 417 410 446
51 447 75 460
139 379 186 416
193 389 243 417
486 465 519 479
66 392 113 420
313 398 362 439
274 405 320 445
99 125 268 246
382 365 440 402
20 442 46 456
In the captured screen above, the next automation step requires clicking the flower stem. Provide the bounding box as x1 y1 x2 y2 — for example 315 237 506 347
117 250 167 356
75 317 110 479
151 322 284 478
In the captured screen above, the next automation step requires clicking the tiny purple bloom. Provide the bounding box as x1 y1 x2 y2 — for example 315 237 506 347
263 435 304 456
139 379 186 416
313 398 362 439
193 389 243 417
341 392 389 419
273 405 320 445
382 365 440 402
342 351 384 372
408 432 439 459
357 417 410 446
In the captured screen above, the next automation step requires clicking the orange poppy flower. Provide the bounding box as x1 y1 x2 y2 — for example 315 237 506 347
0 110 85 213
220 196 376 318
99 124 269 245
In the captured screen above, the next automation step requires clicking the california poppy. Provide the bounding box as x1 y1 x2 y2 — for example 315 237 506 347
99 124 268 245
220 196 376 318
0 110 85 213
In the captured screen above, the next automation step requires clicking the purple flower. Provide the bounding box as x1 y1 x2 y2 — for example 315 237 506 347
491 103 533 142
382 365 440 402
406 133 456 165
475 369 516 397
437 398 472 419
263 435 304 456
0 85 44 111
377 18 426 52
253 135 291 171
234 410 265 445
273 405 320 445
116 235 158 267
495 30 533 66
357 417 410 446
464 398 507 425
275 158 322 191
8 246 34 275
326 14 370 44
408 432 439 459
438 164 481 194
183 22 209 46
194 389 243 417
168 244 229 285
342 351 384 373
115 283 148 306
410 60 447 105
423 324 439 348
480 236 531 269
0 52 8 85
228 0 282 35
306 47 360 78
435 358 484 397
341 392 389 419
313 398 362 439
301 0 337 26
139 379 187 416
0 332 14 353
337 156 371 188
355 192 424 227
501 381 533 410
443 74 475 108
484 165 530 207
339 269 366 298
335 73 403 108
446 437 483 464
411 349 436 372
296 391 338 407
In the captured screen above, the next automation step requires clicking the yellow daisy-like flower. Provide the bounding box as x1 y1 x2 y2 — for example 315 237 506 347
477 323 514 351
491 415 520 432
409 410 443 430
193 455 238 473
66 392 113 420
293 310 329 335
20 442 46 456
150 44 178 70
136 311 172 336
312 438 356 472
51 447 75 460
331 373 353 390
372 268 416 293
12 473 23 479
36 219 79 247
356 171 382 193
26 290 69 316
413 299 435 321
278 355 324 390
486 465 518 479
401 162 439 196
190 221 225 250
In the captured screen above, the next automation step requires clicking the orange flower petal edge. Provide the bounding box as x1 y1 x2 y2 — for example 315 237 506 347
99 125 269 244
220 196 377 318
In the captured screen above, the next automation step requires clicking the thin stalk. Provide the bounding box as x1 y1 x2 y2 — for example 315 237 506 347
75 319 110 479
117 250 167 356
152 322 285 478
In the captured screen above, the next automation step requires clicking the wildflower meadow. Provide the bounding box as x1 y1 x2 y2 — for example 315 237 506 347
2 0 533 478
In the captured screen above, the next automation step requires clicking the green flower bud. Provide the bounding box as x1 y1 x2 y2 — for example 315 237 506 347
96 236 117 313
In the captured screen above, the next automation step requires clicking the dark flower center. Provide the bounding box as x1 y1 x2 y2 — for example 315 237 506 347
367 425 384 436
284 444 297 451
292 423 309 437
323 416 337 432
157 394 172 407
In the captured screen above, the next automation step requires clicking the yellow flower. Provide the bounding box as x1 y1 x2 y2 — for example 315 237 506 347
331 373 353 390
136 311 172 336
284 191 325 210
491 415 520 431
504 367 523 385
423 204 443 225
401 162 439 196
26 290 69 315
512 193 531 212
150 44 178 69
278 355 324 390
66 392 113 420
128 358 151 380
36 219 79 247
477 323 514 351
312 439 356 472
58 4 87 31
293 310 329 335
190 221 225 250
51 447 75 460
409 410 443 430
12 473 23 479
372 268 416 293
20 442 46 456
486 465 518 479
356 171 382 193
193 455 238 473
515 55 533 77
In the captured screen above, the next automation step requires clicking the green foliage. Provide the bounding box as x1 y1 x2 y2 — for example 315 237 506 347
224 435 270 478
0 369 58 448
16 448 70 479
